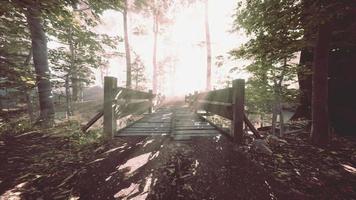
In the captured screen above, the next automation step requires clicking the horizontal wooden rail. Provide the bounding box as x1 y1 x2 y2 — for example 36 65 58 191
114 87 155 100
104 76 154 138
185 79 261 143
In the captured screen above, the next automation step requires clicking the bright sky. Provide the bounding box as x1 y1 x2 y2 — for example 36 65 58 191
93 0 249 96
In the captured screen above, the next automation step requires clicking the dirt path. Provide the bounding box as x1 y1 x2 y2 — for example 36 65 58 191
68 134 290 200
0 103 298 200
0 128 291 200
1 102 355 199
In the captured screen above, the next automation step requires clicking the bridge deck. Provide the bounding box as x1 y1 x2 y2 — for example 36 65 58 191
115 105 220 139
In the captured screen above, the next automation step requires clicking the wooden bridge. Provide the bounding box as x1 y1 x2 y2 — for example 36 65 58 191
84 76 260 143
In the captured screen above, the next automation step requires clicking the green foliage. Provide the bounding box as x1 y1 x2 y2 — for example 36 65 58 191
0 118 35 135
0 1 35 90
46 3 121 90
64 121 103 146
1 0 123 103
231 0 302 115
131 53 147 90
231 0 355 117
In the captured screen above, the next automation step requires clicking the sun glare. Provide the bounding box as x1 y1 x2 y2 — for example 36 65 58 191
93 0 245 96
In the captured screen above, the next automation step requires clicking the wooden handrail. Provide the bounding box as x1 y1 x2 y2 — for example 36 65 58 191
185 79 260 143
103 76 155 138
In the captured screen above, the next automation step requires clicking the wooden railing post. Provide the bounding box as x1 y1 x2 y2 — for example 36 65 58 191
148 89 153 114
232 79 245 143
104 76 117 138
193 91 198 113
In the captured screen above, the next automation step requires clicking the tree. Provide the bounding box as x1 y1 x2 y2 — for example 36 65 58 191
231 0 301 135
131 53 147 90
310 21 332 146
48 4 119 115
204 0 211 91
123 0 132 88
233 0 356 144
26 2 55 125
0 1 37 121
132 0 174 94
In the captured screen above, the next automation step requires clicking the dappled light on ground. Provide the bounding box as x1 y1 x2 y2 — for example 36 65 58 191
341 164 356 175
118 152 153 175
114 173 154 200
1 182 27 200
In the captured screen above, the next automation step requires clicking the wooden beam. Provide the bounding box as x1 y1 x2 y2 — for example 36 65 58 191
243 113 262 139
81 110 103 132
148 89 153 114
103 76 117 138
232 79 245 143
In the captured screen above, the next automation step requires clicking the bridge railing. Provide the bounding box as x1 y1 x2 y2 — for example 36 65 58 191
185 79 260 143
103 76 155 137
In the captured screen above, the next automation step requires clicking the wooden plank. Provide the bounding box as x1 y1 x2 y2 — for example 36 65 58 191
195 102 232 119
115 101 151 118
148 89 153 114
116 132 169 136
103 76 117 138
114 87 154 100
195 113 233 140
174 127 216 131
232 79 245 143
172 130 219 136
174 125 213 128
196 88 232 103
124 127 171 131
81 110 103 132
120 130 169 133
244 113 262 139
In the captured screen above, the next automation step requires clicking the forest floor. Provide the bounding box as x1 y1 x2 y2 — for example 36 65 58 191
0 110 355 199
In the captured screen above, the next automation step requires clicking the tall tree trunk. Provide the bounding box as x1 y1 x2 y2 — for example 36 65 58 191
271 103 278 135
65 74 72 117
68 26 79 102
279 99 284 137
310 22 332 146
291 48 313 120
71 70 79 101
152 13 158 94
24 49 34 122
26 4 55 125
79 82 84 102
123 0 132 88
291 0 314 121
135 71 138 90
204 0 212 91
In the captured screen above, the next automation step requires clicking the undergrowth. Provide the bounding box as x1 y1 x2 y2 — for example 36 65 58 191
0 116 105 148
62 120 104 147
0 117 35 135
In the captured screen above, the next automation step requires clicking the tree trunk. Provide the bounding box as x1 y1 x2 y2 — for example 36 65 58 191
291 48 313 120
26 4 55 125
204 0 212 91
123 0 132 88
68 25 79 102
279 102 284 136
65 74 73 117
291 0 314 121
310 22 332 146
24 49 34 122
152 13 158 94
271 103 278 135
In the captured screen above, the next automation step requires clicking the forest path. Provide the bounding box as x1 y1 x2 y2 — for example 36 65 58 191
70 100 283 200
72 132 278 200
0 103 293 200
